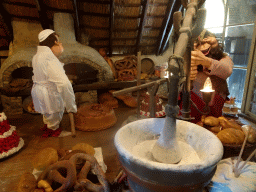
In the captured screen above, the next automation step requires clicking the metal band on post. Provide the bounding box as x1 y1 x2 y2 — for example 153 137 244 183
165 104 180 118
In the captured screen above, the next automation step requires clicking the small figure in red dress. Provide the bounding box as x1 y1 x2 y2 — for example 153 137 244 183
180 29 234 122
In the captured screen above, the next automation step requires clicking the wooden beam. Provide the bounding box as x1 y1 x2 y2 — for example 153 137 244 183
159 1 182 55
34 0 51 29
79 10 109 17
8 14 50 23
146 15 166 18
80 24 109 30
144 26 161 30
72 0 80 42
113 28 139 32
135 0 150 54
0 3 13 44
115 15 140 19
2 1 36 8
44 6 73 13
156 0 176 55
115 3 142 7
109 0 114 57
77 0 111 4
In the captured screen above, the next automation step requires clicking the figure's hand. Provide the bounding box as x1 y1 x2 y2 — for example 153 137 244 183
190 62 198 81
191 50 212 69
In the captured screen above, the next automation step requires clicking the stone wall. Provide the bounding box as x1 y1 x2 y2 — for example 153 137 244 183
1 95 23 115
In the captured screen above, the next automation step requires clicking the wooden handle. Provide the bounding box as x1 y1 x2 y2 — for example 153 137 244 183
68 113 76 137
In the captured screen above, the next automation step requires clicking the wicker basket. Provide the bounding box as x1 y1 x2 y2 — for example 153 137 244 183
222 142 256 159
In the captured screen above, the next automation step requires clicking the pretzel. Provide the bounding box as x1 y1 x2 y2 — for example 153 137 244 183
114 60 127 70
118 69 135 77
37 160 77 192
70 153 110 192
124 56 137 68
117 69 136 81
114 56 137 71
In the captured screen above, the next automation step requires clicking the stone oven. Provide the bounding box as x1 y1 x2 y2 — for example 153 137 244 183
0 12 114 115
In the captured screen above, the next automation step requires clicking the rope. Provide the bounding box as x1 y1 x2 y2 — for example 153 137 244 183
179 27 192 37
187 2 198 9
168 55 185 78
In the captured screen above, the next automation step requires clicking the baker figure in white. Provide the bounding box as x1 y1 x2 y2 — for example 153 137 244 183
31 29 77 138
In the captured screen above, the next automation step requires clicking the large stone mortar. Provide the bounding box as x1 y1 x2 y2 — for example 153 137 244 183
114 118 223 192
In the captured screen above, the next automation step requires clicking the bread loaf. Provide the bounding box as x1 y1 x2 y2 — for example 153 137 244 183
241 125 256 143
17 172 37 192
99 92 118 109
32 147 58 171
217 128 245 145
210 126 222 133
218 117 242 130
201 116 220 127
196 121 204 127
72 143 95 156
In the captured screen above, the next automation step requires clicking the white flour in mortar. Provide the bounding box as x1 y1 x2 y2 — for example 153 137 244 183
132 139 201 164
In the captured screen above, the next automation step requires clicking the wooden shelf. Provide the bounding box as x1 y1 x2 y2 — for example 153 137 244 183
0 80 164 97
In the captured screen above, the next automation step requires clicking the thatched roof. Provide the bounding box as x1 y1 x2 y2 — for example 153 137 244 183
0 0 182 56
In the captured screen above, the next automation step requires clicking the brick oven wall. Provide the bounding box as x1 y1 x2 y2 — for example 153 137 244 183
0 13 113 115
0 13 114 88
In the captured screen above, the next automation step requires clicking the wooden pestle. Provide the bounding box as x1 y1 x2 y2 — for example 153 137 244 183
151 0 205 164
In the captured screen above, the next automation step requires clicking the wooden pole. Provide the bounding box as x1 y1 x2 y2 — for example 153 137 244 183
137 51 142 119
68 112 76 138
112 78 167 97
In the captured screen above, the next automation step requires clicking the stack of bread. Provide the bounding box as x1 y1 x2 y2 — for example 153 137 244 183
198 116 256 145
17 143 109 192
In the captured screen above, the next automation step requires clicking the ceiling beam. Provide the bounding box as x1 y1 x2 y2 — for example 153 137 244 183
159 0 182 55
72 0 81 42
156 0 177 55
79 11 109 17
77 0 111 4
136 0 150 54
34 0 51 29
109 0 114 57
2 1 36 8
0 3 13 43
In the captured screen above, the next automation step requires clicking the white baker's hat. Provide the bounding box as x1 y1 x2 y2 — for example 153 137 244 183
38 29 55 42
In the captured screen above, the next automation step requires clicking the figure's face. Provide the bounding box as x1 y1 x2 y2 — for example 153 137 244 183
51 35 64 57
194 36 218 56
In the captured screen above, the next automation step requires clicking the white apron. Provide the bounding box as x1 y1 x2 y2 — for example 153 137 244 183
31 46 77 114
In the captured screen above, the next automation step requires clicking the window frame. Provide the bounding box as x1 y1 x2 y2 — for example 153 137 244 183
242 24 256 117
204 0 255 119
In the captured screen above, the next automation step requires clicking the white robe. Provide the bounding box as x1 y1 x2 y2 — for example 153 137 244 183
31 46 77 114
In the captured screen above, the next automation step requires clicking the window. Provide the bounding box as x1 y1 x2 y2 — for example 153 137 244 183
204 0 255 110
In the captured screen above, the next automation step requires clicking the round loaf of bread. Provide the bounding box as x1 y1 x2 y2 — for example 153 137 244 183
72 143 95 156
217 128 245 145
17 172 37 192
32 147 58 171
